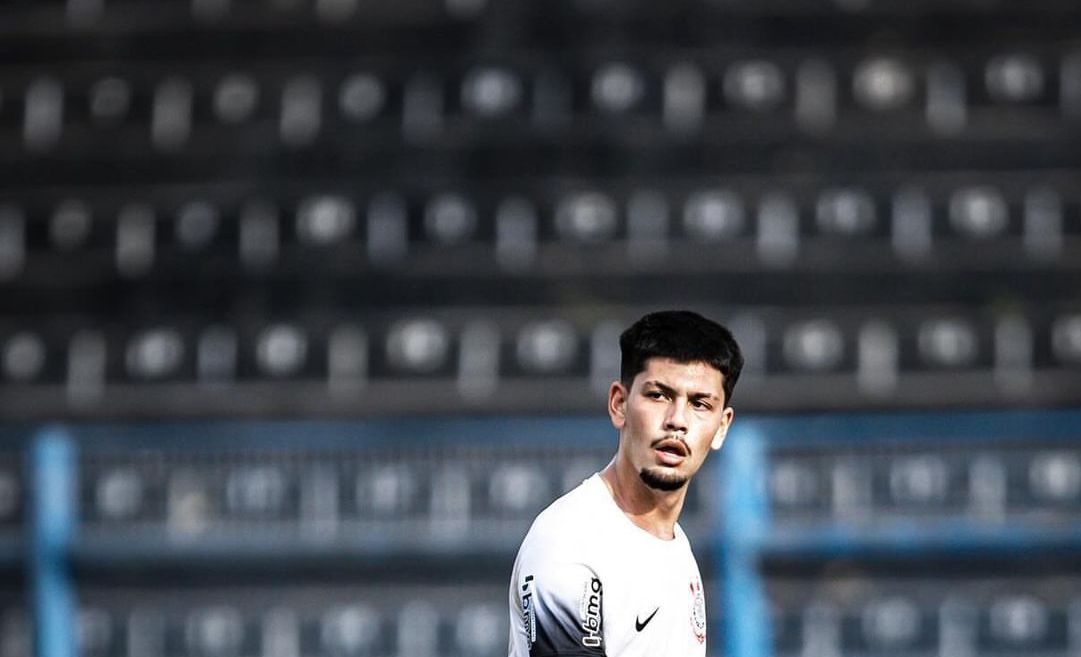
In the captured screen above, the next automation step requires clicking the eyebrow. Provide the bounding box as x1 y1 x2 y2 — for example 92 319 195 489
644 380 720 401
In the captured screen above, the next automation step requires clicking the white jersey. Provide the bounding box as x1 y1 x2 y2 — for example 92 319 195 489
508 473 708 657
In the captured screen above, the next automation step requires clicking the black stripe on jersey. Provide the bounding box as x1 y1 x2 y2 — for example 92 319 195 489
528 568 606 657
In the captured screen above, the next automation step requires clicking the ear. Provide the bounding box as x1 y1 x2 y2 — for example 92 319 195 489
608 380 628 430
710 407 735 451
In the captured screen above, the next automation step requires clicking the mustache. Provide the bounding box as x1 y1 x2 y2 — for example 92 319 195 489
650 435 691 457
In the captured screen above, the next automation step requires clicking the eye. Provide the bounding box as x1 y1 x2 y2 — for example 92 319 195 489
692 399 713 410
645 390 665 400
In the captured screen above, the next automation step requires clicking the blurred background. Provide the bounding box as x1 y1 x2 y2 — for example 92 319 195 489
1 0 1081 655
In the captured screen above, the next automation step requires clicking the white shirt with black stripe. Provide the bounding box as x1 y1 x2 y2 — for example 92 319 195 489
507 473 709 657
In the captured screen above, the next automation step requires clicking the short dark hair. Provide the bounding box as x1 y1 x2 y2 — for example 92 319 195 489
619 310 743 405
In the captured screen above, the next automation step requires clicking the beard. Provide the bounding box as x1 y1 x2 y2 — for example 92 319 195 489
639 466 689 491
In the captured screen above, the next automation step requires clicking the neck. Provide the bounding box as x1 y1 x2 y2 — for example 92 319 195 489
599 458 686 540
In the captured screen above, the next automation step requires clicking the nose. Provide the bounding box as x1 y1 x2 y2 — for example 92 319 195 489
664 399 688 434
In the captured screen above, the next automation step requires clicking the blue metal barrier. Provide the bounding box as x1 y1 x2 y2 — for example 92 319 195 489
721 421 771 657
30 427 76 657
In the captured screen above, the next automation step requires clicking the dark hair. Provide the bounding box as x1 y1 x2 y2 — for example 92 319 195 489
619 310 743 405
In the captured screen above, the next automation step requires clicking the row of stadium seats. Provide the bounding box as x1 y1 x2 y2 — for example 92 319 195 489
768 572 1081 656
4 48 1081 154
5 0 1081 30
0 435 709 550
76 449 623 539
769 445 1081 521
5 571 1081 657
3 423 1078 550
1 178 1078 280
4 584 511 657
0 304 1068 424
12 572 1081 657
2 308 1078 394
42 444 1081 543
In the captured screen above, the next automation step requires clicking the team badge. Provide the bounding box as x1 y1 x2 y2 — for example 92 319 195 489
689 578 707 643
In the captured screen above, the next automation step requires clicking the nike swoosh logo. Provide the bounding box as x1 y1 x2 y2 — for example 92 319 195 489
635 607 659 632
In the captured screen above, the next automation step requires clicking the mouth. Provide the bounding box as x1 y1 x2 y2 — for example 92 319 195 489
653 438 689 466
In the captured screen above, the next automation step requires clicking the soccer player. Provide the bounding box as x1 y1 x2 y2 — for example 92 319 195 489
507 310 743 657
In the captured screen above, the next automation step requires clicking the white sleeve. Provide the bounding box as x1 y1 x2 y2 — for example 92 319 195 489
510 547 607 657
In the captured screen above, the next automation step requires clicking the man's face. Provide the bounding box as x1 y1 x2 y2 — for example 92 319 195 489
608 357 734 492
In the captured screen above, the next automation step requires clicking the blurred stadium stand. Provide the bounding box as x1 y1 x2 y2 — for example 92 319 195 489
1 0 1081 655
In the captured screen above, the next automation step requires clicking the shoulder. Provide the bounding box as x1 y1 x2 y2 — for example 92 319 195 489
519 475 609 557
513 475 617 583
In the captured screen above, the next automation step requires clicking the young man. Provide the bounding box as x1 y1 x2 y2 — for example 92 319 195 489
508 310 743 657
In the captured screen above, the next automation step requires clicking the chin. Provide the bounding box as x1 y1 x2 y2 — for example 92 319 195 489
639 467 689 491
